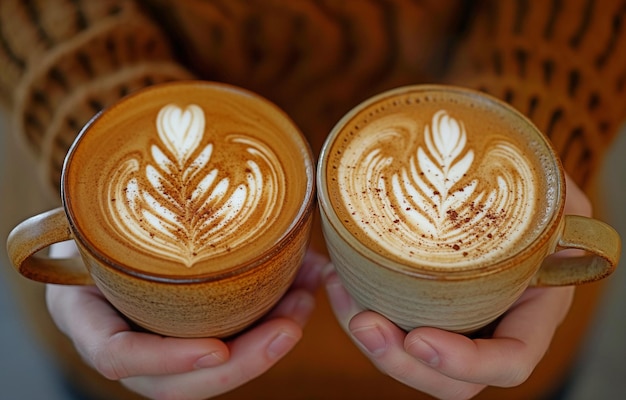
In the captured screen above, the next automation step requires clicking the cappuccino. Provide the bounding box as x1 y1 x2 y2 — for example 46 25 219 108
64 82 312 277
323 86 558 269
316 85 619 333
8 81 315 337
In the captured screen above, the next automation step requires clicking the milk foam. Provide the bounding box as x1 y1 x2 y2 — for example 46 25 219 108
337 110 536 267
105 104 285 267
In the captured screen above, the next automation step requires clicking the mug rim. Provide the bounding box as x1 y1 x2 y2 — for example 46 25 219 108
317 84 566 280
61 80 315 284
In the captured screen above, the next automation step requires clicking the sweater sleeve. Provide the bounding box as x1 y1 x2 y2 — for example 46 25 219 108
441 0 626 190
0 0 194 200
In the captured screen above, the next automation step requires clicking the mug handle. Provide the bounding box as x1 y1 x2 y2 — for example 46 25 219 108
531 215 621 286
6 207 94 285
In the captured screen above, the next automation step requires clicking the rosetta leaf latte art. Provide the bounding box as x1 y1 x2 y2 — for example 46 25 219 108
339 110 536 267
408 110 476 235
105 104 284 267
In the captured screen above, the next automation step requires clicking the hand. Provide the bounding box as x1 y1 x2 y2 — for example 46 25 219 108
46 248 328 400
323 173 589 400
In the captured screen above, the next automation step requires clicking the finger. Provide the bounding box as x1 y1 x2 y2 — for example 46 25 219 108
404 286 575 388
323 265 482 398
264 288 316 327
291 248 329 292
123 317 303 399
46 285 229 380
323 264 365 332
349 311 485 400
563 172 592 217
340 282 573 397
325 268 485 399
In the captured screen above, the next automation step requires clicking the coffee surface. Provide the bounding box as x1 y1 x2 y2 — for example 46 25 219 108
65 83 312 277
325 87 557 269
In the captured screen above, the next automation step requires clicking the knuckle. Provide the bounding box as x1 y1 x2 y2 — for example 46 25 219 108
92 352 124 380
498 364 533 388
91 333 133 380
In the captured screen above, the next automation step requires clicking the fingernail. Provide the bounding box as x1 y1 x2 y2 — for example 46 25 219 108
194 351 226 369
406 337 440 366
351 325 387 357
267 331 298 360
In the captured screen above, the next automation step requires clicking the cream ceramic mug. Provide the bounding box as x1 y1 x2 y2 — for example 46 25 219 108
7 81 315 338
317 84 621 334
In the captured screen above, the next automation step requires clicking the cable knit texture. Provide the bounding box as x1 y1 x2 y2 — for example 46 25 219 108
443 0 626 189
0 1 623 399
0 0 193 199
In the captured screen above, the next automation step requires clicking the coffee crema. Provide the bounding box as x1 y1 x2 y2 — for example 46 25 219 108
325 87 556 268
64 82 312 277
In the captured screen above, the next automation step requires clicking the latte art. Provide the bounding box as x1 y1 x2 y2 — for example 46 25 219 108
104 104 284 267
338 110 536 267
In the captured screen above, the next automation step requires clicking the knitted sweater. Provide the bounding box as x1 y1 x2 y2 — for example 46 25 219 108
1 1 623 399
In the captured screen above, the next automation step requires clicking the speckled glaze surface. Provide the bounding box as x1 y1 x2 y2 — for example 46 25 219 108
78 212 312 337
317 85 621 334
7 81 315 338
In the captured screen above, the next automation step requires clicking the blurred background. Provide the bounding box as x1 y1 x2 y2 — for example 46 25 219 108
1 112 625 399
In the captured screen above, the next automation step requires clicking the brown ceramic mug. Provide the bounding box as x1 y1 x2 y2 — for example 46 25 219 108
7 81 315 338
317 84 621 334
